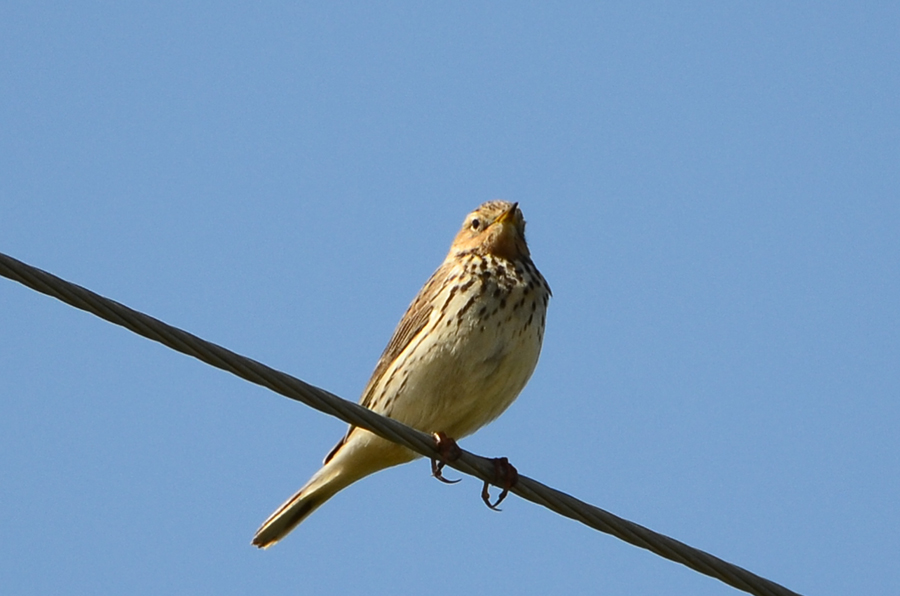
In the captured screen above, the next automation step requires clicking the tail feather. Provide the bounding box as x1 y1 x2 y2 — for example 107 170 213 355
252 465 347 548
252 430 416 548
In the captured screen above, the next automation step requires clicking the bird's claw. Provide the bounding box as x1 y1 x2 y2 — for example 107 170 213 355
431 431 462 484
481 457 518 511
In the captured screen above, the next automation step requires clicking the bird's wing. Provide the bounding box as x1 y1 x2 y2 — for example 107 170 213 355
323 261 450 463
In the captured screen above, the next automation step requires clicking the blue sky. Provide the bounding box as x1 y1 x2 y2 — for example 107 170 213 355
2 3 898 595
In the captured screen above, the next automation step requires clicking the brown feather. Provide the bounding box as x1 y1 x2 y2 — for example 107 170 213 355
324 262 451 463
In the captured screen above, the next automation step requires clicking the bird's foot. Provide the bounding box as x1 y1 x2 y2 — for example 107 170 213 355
482 457 518 511
431 431 462 484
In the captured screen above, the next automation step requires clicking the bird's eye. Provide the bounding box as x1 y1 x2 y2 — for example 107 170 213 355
470 218 481 230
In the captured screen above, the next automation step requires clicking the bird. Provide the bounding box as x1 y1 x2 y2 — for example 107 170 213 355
252 201 550 548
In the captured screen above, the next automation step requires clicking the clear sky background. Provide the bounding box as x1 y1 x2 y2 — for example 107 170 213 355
1 4 898 595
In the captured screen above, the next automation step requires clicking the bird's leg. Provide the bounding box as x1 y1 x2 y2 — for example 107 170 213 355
481 457 518 511
431 431 462 484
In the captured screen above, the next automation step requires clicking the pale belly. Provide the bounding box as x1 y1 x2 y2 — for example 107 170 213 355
375 281 547 440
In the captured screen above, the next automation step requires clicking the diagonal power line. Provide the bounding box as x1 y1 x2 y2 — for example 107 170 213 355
0 251 802 596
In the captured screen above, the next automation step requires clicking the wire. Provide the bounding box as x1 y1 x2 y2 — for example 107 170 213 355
0 251 803 596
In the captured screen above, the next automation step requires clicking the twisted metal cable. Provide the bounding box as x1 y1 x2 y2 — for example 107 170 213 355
0 251 802 596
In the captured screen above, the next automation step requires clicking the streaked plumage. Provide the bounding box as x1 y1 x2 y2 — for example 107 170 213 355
253 201 550 548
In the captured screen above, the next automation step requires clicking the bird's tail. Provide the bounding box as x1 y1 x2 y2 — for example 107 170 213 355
252 460 351 548
252 430 415 548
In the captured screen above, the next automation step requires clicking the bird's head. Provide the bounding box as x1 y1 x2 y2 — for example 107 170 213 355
450 201 530 261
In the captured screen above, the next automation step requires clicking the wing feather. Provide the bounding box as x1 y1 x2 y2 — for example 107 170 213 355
323 261 452 463
360 261 452 408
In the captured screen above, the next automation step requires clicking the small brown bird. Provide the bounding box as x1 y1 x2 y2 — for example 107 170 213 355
253 201 550 548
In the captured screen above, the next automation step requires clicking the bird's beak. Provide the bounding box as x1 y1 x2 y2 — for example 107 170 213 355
495 202 518 225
